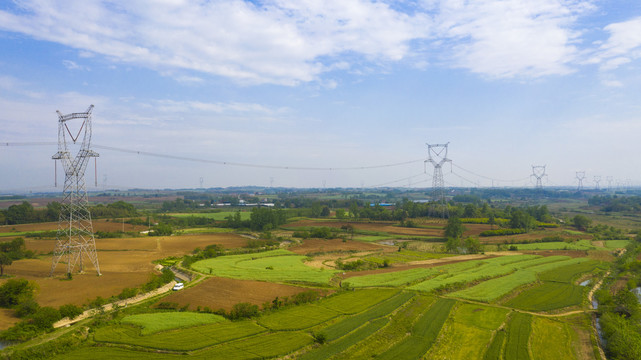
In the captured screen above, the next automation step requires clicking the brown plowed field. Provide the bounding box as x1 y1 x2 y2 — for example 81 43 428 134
0 219 149 234
287 220 445 237
288 238 390 254
158 277 326 311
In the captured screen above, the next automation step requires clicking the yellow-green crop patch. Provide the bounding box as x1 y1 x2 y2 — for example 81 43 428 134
505 283 586 311
427 303 510 359
511 240 595 251
603 239 630 249
120 312 226 335
530 317 577 359
191 249 339 284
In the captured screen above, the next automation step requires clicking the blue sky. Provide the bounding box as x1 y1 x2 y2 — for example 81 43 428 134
1 0 641 191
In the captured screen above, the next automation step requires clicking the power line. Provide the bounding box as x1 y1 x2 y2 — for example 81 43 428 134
2 141 424 171
451 163 530 183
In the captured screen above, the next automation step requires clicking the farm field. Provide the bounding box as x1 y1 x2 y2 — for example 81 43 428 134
169 211 252 221
0 194 623 359
191 249 339 284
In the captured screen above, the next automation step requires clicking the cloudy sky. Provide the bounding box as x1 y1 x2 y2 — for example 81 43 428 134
1 0 641 192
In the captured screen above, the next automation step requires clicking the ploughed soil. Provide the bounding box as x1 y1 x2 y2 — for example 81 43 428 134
288 238 391 255
158 277 328 312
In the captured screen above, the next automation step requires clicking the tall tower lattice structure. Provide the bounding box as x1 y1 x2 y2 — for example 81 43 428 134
576 171 586 191
594 176 601 190
50 105 101 276
425 142 451 218
531 165 547 189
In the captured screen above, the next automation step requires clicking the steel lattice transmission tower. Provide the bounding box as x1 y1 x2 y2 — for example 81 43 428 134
576 171 586 191
425 142 451 218
594 176 601 190
531 165 547 189
50 105 101 276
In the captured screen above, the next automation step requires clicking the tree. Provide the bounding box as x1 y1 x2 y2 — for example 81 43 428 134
0 278 37 307
320 206 330 217
229 302 259 320
464 237 483 254
445 237 462 253
509 210 535 231
572 215 592 231
444 217 466 239
335 209 346 219
0 253 12 276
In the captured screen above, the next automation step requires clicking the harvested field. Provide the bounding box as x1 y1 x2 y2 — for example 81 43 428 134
288 238 389 255
0 228 246 308
0 309 20 331
158 277 323 311
0 219 149 234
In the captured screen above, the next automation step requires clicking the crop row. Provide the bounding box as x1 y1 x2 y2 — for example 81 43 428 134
93 320 266 351
195 331 312 359
299 318 389 360
345 267 441 288
538 260 601 283
376 298 456 360
258 304 342 330
408 256 568 293
320 288 398 314
449 257 587 303
503 312 532 360
506 282 586 311
322 292 414 341
120 312 225 335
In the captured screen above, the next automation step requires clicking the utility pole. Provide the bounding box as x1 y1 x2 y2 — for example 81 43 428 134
425 142 451 218
531 165 547 189
576 171 586 191
50 105 101 276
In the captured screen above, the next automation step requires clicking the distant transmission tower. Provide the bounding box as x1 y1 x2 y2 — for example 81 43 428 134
531 165 547 189
576 171 586 191
51 105 101 276
425 142 451 218
593 176 601 190
606 176 613 191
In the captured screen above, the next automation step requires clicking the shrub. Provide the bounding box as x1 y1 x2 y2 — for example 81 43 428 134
0 278 37 307
229 303 259 320
59 304 84 320
480 229 526 237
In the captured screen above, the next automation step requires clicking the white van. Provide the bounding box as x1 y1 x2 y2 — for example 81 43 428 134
172 282 184 291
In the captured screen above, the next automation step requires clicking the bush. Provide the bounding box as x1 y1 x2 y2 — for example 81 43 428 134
229 302 259 320
15 298 40 318
31 307 62 329
156 302 179 310
59 304 84 320
118 287 139 300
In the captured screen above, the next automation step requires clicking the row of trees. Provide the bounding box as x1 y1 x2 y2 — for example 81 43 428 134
0 201 137 225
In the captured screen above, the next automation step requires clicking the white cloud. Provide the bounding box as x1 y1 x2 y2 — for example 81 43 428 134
426 0 592 78
0 0 429 85
590 16 641 71
62 60 88 70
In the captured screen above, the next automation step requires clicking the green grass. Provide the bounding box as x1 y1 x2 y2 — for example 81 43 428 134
321 292 414 341
376 298 456 360
505 282 585 311
191 249 338 284
504 312 532 360
169 211 252 220
258 305 342 330
0 230 46 237
603 240 630 249
365 249 453 264
509 240 595 251
346 267 441 288
120 312 226 335
94 320 265 351
299 318 389 360
55 347 183 359
178 227 235 234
